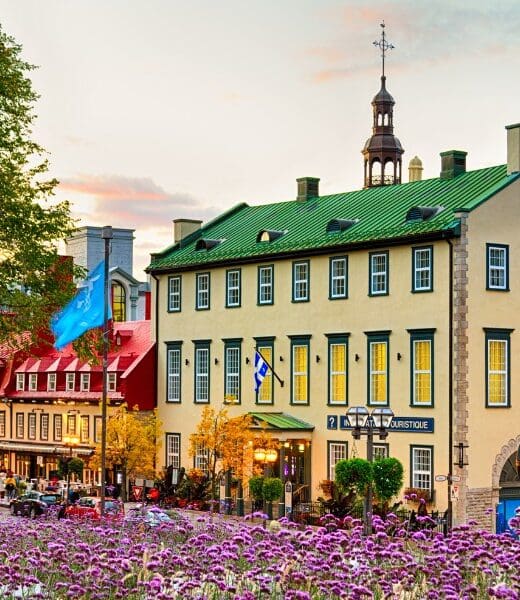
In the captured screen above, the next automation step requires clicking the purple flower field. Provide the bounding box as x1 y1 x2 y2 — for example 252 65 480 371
0 511 519 599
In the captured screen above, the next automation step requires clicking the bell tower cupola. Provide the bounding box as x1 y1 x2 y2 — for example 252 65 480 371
362 22 404 188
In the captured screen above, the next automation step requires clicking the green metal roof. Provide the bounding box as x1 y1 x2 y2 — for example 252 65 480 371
148 165 519 272
249 412 315 431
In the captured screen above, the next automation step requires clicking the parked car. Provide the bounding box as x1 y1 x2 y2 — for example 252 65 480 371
126 506 173 528
10 491 65 518
65 496 124 521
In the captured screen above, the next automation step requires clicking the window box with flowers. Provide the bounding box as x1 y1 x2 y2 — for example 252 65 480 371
404 487 433 505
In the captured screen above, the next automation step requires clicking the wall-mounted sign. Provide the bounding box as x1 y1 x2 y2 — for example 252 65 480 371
328 415 434 433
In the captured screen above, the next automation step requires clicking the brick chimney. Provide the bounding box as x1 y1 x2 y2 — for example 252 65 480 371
440 150 467 179
173 219 202 244
296 177 320 202
506 123 520 175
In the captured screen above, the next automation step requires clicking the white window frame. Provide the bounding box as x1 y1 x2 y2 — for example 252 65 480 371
373 444 389 460
28 413 36 439
330 257 347 299
293 261 309 302
80 415 89 442
16 413 24 438
258 266 273 305
166 433 181 469
225 345 240 403
370 252 388 295
80 373 90 392
226 270 241 307
54 414 62 441
168 276 182 312
108 373 117 392
413 247 432 292
47 373 56 392
487 336 509 407
66 373 75 391
29 374 38 391
40 414 49 441
194 443 210 474
67 414 77 435
167 346 181 403
328 441 348 481
0 411 5 437
411 446 432 490
195 346 209 404
16 373 25 391
487 245 508 290
196 273 210 310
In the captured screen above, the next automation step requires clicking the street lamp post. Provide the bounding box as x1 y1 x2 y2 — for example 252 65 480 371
63 435 80 504
346 406 394 535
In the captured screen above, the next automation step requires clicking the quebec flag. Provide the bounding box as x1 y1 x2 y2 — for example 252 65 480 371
254 350 269 393
51 260 109 350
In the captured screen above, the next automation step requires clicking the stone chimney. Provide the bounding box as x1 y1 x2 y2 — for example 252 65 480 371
440 150 467 179
506 123 520 175
173 219 202 244
296 177 320 202
408 156 423 182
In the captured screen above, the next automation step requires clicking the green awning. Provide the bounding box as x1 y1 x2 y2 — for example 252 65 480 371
249 412 314 431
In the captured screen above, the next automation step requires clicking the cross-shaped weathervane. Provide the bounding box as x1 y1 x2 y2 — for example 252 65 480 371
373 21 395 78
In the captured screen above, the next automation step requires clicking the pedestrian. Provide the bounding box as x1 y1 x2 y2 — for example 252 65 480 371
5 475 16 500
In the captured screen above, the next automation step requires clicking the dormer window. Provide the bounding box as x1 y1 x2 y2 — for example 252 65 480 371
108 373 117 392
195 238 223 251
405 206 443 223
66 373 75 391
256 230 286 243
47 373 56 392
326 219 359 234
80 373 90 392
29 374 38 391
16 373 24 391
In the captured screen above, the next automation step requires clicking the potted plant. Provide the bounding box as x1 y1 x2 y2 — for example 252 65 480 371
262 477 283 519
248 475 264 512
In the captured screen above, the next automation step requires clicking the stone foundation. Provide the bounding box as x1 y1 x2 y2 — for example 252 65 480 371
466 487 494 531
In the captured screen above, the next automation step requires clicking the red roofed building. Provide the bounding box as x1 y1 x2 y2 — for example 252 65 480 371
0 320 155 486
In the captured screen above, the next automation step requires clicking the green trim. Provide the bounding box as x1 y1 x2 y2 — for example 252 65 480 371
409 444 434 497
290 336 310 406
255 340 274 405
411 245 433 293
327 335 349 406
368 250 389 296
292 260 310 302
366 333 389 406
224 339 242 405
329 256 348 300
195 272 211 311
484 329 511 408
257 264 274 305
225 268 242 308
166 342 182 404
254 335 276 342
194 341 211 404
409 331 435 408
486 243 509 291
249 412 314 430
167 275 182 312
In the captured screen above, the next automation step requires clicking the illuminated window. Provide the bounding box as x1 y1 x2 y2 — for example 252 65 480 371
328 335 348 405
255 341 274 405
410 330 435 406
367 333 389 405
80 415 89 442
111 281 126 322
291 336 310 405
485 329 511 407
224 340 241 404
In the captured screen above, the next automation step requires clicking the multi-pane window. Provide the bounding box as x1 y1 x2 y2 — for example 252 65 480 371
485 329 511 407
94 416 102 443
330 257 348 299
196 273 210 310
16 413 24 438
292 261 309 302
80 415 89 442
108 373 117 392
487 244 509 291
166 433 181 469
111 281 126 322
16 373 24 391
67 414 77 435
194 342 210 403
328 441 348 481
54 415 62 441
258 265 274 305
328 335 348 405
369 251 388 296
80 373 90 392
66 373 75 391
168 276 182 312
373 444 389 460
291 336 310 405
40 414 49 441
224 340 241 404
410 330 434 406
412 247 433 292
47 373 56 392
29 374 38 391
256 342 274 404
367 333 389 405
167 343 182 403
0 411 5 437
226 269 241 308
194 443 210 474
411 446 433 491
28 413 36 439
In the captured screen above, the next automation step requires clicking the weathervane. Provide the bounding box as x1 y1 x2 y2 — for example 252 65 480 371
373 21 394 78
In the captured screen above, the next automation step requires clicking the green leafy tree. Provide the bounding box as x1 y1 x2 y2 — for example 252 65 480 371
335 458 373 495
0 24 77 347
373 457 404 515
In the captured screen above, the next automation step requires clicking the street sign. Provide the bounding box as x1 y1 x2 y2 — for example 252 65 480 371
450 475 461 482
435 475 447 482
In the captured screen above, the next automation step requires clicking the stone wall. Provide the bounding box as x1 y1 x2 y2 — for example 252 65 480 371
466 487 494 530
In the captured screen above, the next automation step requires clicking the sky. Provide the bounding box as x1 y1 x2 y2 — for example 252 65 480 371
1 0 519 277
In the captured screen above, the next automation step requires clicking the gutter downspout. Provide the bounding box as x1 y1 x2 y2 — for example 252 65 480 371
447 238 454 531
150 272 160 417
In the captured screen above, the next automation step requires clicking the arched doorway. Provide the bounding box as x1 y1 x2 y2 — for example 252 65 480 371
496 447 520 534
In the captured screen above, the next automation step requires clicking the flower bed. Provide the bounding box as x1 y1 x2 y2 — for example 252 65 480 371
0 511 518 598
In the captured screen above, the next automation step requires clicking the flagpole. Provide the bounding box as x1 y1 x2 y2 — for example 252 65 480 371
100 226 113 516
256 349 284 388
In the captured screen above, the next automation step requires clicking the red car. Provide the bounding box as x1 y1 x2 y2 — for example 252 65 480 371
65 496 124 521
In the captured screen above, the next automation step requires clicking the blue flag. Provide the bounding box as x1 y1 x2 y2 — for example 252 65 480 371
51 260 109 350
254 350 269 392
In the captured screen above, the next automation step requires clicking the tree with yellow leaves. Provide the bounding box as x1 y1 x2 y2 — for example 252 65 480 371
189 406 254 501
90 404 162 501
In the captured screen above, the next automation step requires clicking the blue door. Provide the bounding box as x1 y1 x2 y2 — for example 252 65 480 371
496 498 520 536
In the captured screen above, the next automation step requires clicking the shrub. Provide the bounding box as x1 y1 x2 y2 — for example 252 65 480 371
335 458 372 495
248 476 264 501
372 457 404 502
262 477 283 502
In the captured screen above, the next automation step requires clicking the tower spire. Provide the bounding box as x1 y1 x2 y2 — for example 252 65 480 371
373 21 394 79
